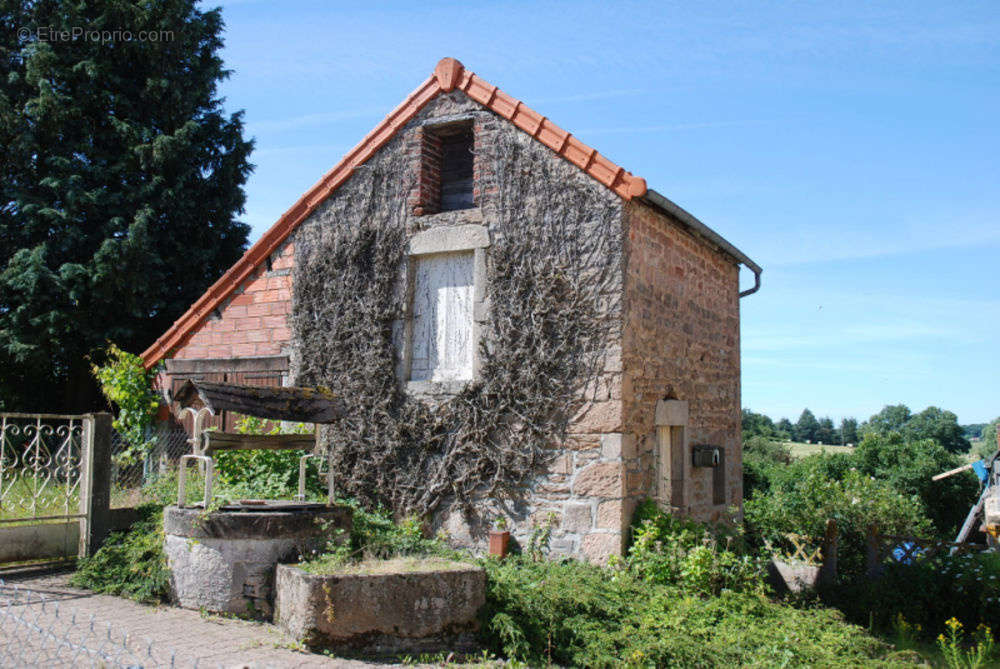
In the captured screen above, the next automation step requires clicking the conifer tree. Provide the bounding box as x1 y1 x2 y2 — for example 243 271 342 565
795 408 820 443
0 0 253 410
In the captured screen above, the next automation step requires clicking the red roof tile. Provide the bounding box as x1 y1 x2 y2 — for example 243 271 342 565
142 58 647 367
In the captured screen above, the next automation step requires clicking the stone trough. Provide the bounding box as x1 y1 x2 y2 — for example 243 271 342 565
164 502 351 619
275 558 486 656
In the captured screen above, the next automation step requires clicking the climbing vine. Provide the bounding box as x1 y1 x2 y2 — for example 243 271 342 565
291 124 622 521
92 343 161 464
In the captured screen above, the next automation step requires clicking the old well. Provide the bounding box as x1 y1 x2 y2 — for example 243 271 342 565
165 501 351 618
164 380 352 619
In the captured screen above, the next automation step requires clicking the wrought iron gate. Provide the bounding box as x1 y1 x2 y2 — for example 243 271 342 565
0 413 110 564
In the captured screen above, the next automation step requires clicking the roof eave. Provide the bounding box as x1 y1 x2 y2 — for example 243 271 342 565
639 188 762 297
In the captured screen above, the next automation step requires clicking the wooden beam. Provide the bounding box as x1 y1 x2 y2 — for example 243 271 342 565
174 380 345 424
164 356 289 376
204 432 317 453
932 463 974 482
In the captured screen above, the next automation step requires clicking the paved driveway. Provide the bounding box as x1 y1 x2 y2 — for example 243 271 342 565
0 571 388 668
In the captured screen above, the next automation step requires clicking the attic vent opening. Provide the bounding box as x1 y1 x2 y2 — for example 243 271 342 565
439 126 474 211
416 122 475 215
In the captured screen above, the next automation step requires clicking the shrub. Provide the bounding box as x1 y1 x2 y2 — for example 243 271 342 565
744 435 792 465
213 414 323 500
70 505 168 603
624 500 765 597
851 434 979 536
91 343 161 464
742 437 793 499
828 551 1000 638
479 555 892 667
745 465 932 578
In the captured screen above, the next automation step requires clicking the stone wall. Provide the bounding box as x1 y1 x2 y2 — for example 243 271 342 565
620 200 742 524
156 87 744 563
290 90 627 562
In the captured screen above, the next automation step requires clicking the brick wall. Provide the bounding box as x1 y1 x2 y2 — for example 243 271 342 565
170 240 295 361
621 200 742 524
408 127 442 216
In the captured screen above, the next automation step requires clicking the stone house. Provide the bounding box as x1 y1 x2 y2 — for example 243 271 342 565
143 58 761 563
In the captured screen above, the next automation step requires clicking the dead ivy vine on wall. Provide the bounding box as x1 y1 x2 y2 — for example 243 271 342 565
291 126 622 522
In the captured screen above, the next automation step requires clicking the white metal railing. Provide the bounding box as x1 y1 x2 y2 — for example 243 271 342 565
177 454 215 508
0 414 86 525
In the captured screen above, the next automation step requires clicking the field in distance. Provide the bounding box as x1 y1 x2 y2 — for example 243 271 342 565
786 441 855 459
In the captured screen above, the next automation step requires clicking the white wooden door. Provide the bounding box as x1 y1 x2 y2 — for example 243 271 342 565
410 251 474 382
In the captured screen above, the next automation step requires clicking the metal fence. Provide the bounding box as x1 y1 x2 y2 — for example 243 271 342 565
0 414 85 524
0 579 211 668
109 428 190 509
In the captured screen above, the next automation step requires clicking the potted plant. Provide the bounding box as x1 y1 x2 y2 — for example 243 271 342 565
488 516 510 558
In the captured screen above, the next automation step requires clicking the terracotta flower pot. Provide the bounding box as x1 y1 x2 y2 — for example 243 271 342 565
488 530 510 558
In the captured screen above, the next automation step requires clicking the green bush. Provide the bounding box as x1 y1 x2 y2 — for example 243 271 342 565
742 437 793 499
624 500 765 597
91 343 161 464
744 435 792 465
745 465 932 578
70 505 168 603
479 555 894 667
827 551 1000 638
213 414 323 500
851 434 979 537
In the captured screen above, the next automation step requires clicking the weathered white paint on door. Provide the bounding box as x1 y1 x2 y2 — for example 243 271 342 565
410 251 475 382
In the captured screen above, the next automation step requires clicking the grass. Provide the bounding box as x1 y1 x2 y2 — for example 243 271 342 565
0 476 79 523
0 474 146 523
786 440 855 459
302 555 475 576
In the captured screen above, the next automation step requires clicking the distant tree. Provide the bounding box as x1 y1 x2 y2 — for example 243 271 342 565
776 418 795 441
742 408 778 442
861 404 912 438
900 407 970 454
963 423 987 440
815 417 837 445
840 417 859 445
974 417 1000 459
795 409 820 443
0 0 254 411
852 433 978 536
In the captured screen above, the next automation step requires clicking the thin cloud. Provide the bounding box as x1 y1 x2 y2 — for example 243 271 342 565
532 88 646 104
253 143 348 159
579 119 772 135
248 108 385 134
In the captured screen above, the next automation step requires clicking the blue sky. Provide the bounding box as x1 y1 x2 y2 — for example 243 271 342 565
205 0 999 424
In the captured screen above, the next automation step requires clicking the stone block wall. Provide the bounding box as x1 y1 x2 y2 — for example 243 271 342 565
290 90 627 562
621 199 742 524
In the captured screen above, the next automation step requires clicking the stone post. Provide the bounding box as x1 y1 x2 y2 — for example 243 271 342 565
79 413 113 558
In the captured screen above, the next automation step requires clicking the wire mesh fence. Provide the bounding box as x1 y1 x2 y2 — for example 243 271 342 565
110 428 191 509
0 579 213 668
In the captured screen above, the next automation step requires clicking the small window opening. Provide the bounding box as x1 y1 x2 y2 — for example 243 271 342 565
439 127 474 211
